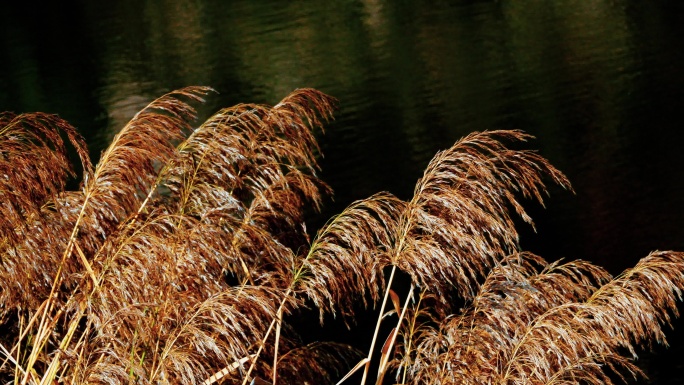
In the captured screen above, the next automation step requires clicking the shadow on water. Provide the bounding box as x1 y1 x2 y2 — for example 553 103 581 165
2 0 684 383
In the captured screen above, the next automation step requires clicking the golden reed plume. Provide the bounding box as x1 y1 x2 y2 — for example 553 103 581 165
0 88 682 385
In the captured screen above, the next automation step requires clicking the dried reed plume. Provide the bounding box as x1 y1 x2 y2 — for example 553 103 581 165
0 88 682 385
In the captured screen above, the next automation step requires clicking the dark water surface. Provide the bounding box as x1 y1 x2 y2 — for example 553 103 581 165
3 1 684 383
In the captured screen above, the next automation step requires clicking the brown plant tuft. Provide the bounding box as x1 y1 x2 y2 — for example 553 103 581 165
1 88 683 385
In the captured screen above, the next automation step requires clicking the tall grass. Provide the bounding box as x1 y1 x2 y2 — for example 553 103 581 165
0 88 682 385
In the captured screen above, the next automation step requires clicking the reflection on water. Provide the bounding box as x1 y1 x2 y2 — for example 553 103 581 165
2 0 684 382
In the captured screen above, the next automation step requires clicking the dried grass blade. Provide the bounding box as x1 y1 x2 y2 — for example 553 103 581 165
335 357 370 385
272 307 283 385
73 242 98 290
376 327 397 383
377 285 414 385
389 289 401 317
202 355 255 385
0 343 26 378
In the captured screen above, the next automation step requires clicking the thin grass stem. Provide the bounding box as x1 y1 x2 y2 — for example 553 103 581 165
359 265 397 385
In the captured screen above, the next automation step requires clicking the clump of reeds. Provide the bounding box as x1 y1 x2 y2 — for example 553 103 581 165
1 88 683 385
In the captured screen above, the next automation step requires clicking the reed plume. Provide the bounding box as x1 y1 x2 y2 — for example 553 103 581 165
399 250 684 385
1 87 683 385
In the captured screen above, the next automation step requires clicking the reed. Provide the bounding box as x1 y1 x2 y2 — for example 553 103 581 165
0 88 682 385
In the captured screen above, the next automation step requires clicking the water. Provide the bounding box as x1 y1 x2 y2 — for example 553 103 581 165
2 1 684 383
